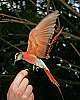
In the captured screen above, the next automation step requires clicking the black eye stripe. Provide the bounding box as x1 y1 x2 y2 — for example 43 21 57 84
15 52 21 59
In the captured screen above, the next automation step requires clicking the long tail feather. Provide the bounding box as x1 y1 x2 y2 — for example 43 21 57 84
46 28 63 59
51 27 63 45
44 68 64 100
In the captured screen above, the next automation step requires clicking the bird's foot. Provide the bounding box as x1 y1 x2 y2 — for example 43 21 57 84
33 64 40 72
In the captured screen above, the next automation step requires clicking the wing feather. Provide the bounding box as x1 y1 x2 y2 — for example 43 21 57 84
27 10 59 58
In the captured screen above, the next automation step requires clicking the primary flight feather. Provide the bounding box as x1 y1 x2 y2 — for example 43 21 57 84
27 10 59 58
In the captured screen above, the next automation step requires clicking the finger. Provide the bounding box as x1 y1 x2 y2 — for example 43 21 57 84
22 85 33 99
28 93 34 100
16 78 29 96
22 93 34 100
11 70 28 91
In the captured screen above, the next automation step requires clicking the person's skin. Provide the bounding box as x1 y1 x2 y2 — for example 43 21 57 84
7 70 34 100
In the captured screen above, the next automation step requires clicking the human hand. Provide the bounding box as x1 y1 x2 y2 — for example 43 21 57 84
7 70 34 100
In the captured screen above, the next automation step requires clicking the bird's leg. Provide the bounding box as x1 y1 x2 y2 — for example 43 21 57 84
33 64 40 72
33 64 36 71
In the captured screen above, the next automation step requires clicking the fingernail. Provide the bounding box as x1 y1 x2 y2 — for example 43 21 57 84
20 70 28 76
25 69 29 72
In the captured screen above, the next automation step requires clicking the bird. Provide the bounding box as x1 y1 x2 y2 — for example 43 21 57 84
15 10 64 100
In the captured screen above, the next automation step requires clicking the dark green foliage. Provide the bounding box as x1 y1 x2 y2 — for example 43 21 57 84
0 0 80 100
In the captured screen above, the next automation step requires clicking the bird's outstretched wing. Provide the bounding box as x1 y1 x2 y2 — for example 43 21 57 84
27 10 59 58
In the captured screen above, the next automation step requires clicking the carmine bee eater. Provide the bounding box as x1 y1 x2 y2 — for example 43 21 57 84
15 10 64 100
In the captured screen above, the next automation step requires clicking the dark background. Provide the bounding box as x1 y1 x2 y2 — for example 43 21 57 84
0 0 80 100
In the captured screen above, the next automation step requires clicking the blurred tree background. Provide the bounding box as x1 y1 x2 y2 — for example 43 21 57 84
0 0 80 100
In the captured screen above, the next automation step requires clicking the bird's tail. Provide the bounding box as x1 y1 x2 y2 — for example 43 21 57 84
44 68 64 100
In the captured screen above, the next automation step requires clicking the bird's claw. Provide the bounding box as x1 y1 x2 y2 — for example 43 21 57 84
33 64 40 72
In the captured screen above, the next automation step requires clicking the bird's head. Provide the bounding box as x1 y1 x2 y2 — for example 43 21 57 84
14 52 23 63
14 52 37 64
